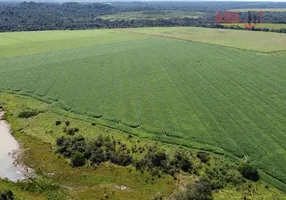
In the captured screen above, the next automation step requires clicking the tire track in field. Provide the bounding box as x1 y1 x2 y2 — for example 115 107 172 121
0 55 36 88
149 46 217 143
210 50 286 151
167 41 262 156
172 49 250 157
205 58 286 177
148 47 185 138
154 43 237 152
194 47 286 177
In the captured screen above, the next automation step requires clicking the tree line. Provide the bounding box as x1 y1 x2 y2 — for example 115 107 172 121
0 2 285 33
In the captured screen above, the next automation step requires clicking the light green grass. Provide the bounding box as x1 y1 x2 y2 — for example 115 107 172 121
0 29 149 58
124 27 286 53
223 23 286 29
99 11 201 21
0 28 286 192
229 8 286 12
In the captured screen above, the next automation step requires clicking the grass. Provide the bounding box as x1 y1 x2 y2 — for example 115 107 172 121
124 27 286 53
229 8 286 12
1 92 285 199
99 11 201 21
222 23 286 29
0 93 177 200
0 29 149 58
0 28 286 193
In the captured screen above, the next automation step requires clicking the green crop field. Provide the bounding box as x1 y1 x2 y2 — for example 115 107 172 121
229 8 286 12
223 23 286 29
0 28 286 192
124 27 286 53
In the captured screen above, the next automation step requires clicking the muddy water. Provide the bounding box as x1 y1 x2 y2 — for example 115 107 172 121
0 112 27 182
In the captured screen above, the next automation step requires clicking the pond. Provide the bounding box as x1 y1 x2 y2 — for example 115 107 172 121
0 111 30 182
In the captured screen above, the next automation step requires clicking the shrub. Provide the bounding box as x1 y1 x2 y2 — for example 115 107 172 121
0 190 14 200
65 121 70 126
197 151 210 163
174 179 213 200
55 120 61 126
90 148 106 164
67 128 75 135
18 110 39 118
239 163 259 182
173 151 193 172
71 151 86 167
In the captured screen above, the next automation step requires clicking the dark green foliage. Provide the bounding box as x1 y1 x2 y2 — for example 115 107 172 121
90 148 106 164
0 190 14 200
65 121 70 126
18 110 39 118
71 151 86 167
135 147 192 175
173 151 193 172
1 2 285 33
239 163 260 182
56 135 134 167
174 179 213 200
65 128 79 135
197 151 210 163
55 120 61 126
56 135 86 158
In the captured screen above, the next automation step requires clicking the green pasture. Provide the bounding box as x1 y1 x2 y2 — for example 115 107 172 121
0 28 286 192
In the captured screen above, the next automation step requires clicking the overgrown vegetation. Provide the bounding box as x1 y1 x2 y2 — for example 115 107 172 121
173 178 213 200
0 190 14 200
18 110 39 118
56 134 258 196
239 163 260 182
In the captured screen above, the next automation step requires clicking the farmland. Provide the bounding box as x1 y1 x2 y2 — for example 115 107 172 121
229 8 286 12
124 27 286 52
223 23 286 30
0 28 286 193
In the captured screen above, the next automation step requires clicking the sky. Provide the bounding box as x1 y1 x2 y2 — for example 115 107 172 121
3 0 286 1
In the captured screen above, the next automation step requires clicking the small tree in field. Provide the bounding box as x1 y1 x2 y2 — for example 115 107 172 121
71 151 86 167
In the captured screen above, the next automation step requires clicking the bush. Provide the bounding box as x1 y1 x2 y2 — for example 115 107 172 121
174 179 213 200
239 163 259 182
90 148 106 164
71 151 86 167
18 110 39 118
55 120 61 126
65 121 70 126
0 190 14 200
173 151 193 172
197 151 210 163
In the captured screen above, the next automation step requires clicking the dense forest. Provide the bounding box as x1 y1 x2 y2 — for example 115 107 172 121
0 1 286 32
